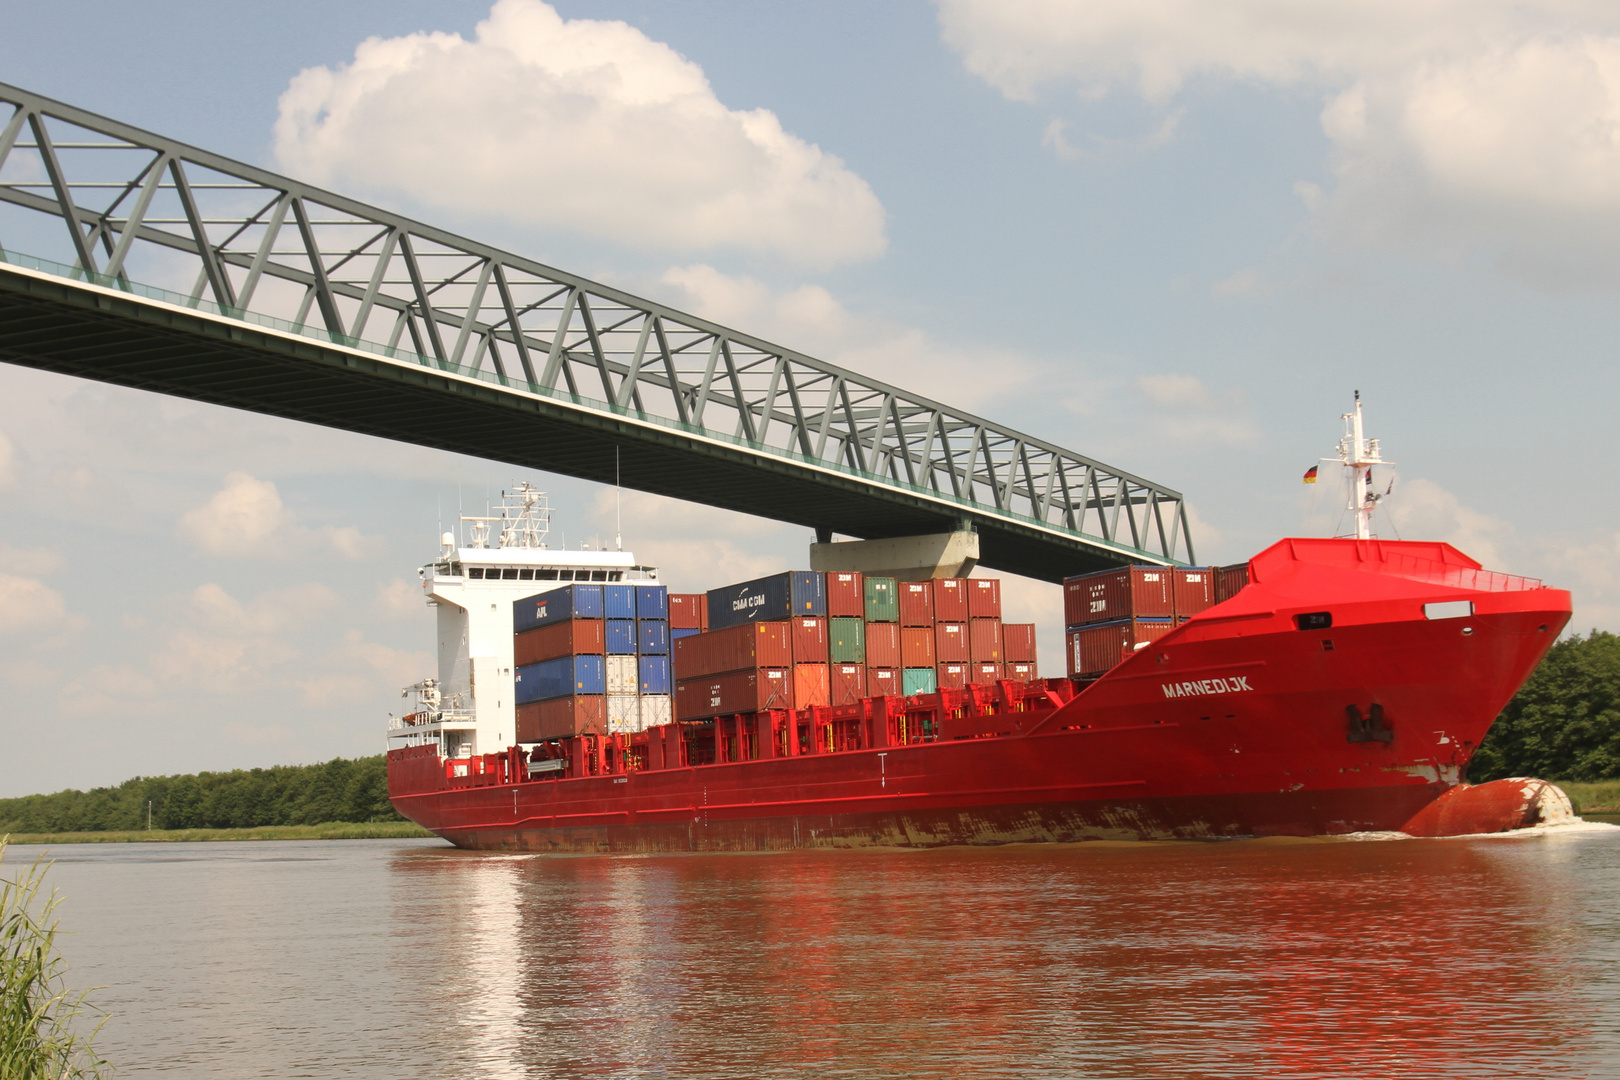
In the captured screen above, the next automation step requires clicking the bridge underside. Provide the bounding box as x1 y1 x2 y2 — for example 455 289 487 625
0 268 1145 583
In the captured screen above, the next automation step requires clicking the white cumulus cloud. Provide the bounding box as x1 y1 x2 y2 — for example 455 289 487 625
938 0 1620 283
178 472 295 556
274 0 886 269
177 473 376 560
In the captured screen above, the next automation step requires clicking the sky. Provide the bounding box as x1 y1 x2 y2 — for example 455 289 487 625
0 0 1616 796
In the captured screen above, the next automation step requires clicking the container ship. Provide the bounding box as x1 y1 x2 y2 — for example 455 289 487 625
386 401 1575 850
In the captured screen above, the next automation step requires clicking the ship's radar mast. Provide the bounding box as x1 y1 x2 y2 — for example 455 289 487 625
1327 391 1393 541
457 481 552 550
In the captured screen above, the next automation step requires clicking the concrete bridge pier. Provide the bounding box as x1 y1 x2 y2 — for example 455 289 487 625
809 527 980 582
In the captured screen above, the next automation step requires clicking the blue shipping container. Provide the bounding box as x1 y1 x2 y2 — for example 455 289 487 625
706 571 826 630
605 619 637 654
638 619 670 655
635 584 669 620
638 655 671 694
515 655 606 704
514 584 604 633
672 628 701 640
604 584 636 619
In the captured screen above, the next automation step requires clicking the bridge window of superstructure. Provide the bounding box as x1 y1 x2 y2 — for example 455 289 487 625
467 567 484 579
537 569 558 581
502 568 520 580
519 569 534 580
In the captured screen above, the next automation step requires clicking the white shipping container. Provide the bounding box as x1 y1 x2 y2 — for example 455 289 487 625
607 693 640 733
606 654 638 695
639 694 672 728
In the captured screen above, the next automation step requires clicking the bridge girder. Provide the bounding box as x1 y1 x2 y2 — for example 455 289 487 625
0 83 1194 582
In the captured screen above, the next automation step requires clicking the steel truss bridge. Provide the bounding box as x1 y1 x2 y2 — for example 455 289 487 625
0 83 1194 581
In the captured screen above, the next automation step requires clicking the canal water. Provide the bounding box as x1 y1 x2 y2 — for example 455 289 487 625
17 823 1620 1078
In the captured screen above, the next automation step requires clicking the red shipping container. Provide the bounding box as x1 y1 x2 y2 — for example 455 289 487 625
1173 568 1216 619
865 622 900 668
969 618 1002 663
934 622 969 663
668 593 706 630
968 578 1002 618
899 581 935 626
932 578 969 621
793 663 831 709
825 572 865 618
830 663 867 705
937 662 968 690
1006 661 1036 682
1066 619 1175 678
675 667 793 720
514 619 606 666
1215 563 1251 603
516 696 605 741
790 617 830 664
900 626 937 668
1001 623 1036 664
971 662 1002 684
672 622 792 679
867 667 901 696
1063 567 1173 627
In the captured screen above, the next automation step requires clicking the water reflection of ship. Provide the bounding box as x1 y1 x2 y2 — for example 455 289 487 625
391 836 1609 1076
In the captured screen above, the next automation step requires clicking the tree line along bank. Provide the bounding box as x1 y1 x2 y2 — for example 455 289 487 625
1 631 1615 834
0 756 399 834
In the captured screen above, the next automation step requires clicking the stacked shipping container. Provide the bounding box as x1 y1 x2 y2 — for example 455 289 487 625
512 582 673 741
668 570 1039 717
1061 562 1249 678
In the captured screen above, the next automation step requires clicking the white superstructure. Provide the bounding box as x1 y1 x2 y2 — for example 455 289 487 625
387 483 657 757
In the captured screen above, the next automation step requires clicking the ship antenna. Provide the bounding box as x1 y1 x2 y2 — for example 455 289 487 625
615 446 622 552
1324 390 1393 540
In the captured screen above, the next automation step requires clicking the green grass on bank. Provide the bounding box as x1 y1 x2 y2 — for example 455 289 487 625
2 821 434 845
1556 780 1620 814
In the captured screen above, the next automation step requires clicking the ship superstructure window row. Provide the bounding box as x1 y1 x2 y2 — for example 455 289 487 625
464 567 624 582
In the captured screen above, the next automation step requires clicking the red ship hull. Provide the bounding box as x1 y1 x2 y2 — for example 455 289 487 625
388 539 1573 850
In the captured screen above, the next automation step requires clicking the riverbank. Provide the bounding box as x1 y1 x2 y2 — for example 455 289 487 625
1557 780 1620 814
2 821 435 844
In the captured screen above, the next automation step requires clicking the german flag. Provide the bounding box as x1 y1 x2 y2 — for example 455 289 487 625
1302 466 1318 484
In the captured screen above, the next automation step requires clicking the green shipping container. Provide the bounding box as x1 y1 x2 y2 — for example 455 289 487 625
830 617 866 663
902 666 937 695
864 576 899 622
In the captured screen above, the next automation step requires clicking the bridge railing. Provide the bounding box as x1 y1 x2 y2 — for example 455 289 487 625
0 82 1194 565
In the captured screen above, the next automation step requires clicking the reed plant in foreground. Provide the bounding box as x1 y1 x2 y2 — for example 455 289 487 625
0 839 107 1079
